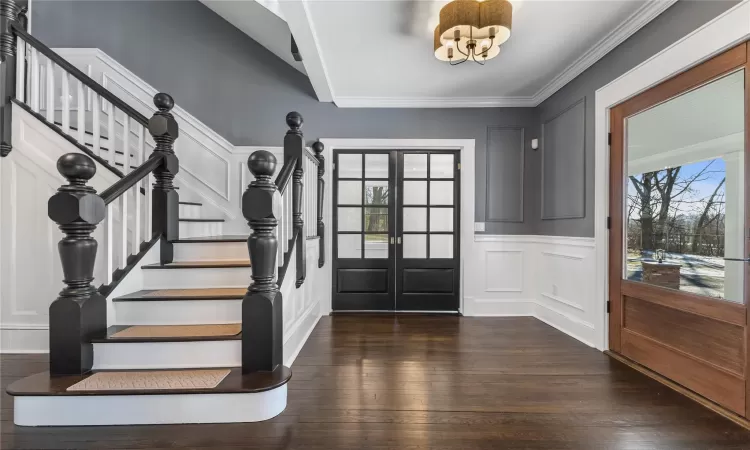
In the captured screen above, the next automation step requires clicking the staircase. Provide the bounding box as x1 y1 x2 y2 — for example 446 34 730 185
1 0 326 426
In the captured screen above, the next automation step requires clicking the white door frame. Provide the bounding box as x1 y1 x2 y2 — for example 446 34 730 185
318 138 476 315
594 0 750 350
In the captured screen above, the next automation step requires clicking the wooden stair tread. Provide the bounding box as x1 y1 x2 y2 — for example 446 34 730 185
142 260 250 269
174 235 247 243
179 218 225 223
92 324 242 343
7 366 291 397
115 288 246 301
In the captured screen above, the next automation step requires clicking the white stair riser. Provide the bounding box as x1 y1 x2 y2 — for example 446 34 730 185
114 300 242 325
179 221 223 238
14 387 287 426
174 241 247 261
179 204 202 219
93 340 241 370
143 267 251 289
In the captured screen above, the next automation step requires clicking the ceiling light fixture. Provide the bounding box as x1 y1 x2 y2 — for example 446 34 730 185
434 0 513 65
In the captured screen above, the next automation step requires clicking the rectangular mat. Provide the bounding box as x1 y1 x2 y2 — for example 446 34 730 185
67 369 231 392
110 324 241 339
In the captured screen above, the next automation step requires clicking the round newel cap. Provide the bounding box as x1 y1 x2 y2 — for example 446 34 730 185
286 111 303 130
57 153 96 183
312 140 324 155
247 150 277 178
154 93 174 111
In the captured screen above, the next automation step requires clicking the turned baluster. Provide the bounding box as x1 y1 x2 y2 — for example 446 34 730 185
312 141 326 268
242 150 283 373
149 93 180 263
48 153 106 375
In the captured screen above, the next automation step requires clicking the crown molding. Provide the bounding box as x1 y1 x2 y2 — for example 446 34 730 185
328 0 676 109
334 96 536 108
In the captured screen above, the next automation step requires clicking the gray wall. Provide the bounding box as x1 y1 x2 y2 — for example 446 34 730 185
32 0 739 237
533 0 740 237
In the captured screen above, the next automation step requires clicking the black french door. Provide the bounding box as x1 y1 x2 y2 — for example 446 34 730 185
332 150 460 312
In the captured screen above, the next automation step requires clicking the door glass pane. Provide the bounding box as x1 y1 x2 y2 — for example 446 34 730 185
338 181 361 204
431 154 454 178
430 181 454 205
365 154 389 178
365 207 388 232
404 154 428 178
624 69 745 303
403 234 427 258
430 234 453 259
338 234 361 258
430 208 453 232
338 207 361 232
365 234 388 258
403 207 427 232
404 181 427 205
365 180 389 205
338 154 362 178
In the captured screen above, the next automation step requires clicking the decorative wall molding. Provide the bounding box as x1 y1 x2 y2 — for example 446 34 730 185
484 250 524 292
334 96 536 108
594 0 750 351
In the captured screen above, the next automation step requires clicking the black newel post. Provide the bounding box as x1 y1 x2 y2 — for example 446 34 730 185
312 141 325 268
285 112 306 288
0 0 18 157
242 150 283 373
149 93 180 264
48 153 106 375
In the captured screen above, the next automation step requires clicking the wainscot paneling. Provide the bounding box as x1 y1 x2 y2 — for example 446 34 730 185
541 98 586 220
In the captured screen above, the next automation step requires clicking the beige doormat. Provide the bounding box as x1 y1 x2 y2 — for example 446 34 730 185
110 324 242 339
67 369 231 392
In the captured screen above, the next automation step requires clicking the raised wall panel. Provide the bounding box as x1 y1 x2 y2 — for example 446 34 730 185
484 250 523 292
539 251 586 311
486 127 524 222
541 98 585 220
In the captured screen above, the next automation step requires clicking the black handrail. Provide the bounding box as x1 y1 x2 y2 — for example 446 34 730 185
11 23 150 127
275 157 297 194
100 153 164 204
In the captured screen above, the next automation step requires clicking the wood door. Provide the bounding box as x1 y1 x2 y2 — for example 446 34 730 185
395 151 461 312
332 151 396 311
609 42 750 417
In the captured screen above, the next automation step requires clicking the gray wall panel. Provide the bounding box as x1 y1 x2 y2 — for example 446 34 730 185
486 127 524 223
541 98 585 220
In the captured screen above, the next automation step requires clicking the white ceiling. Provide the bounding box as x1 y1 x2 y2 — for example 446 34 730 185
205 0 679 107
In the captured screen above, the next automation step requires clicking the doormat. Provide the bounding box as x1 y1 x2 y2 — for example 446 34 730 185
67 369 231 392
110 324 241 339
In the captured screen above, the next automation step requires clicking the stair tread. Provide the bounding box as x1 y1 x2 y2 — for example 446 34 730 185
174 235 247 243
142 260 250 269
115 288 246 301
7 366 291 397
92 324 242 343
179 218 225 222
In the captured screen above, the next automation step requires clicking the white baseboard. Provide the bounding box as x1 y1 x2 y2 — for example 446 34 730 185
533 302 596 348
284 306 322 367
463 297 536 316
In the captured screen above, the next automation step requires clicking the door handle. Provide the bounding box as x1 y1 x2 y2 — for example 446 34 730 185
390 237 394 245
397 237 402 245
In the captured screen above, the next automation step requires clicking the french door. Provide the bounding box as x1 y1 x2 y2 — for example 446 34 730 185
332 150 460 312
609 43 749 417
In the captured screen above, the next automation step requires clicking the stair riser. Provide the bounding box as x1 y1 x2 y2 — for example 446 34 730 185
179 221 223 239
173 241 248 261
114 300 242 325
143 267 252 289
179 204 202 219
93 340 241 370
14 388 287 426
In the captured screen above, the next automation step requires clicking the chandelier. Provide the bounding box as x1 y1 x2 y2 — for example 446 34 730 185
434 0 513 65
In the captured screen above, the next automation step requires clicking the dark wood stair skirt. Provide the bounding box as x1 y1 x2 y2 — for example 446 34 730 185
114 288 246 302
179 218 225 223
141 260 250 269
7 366 292 397
92 325 242 343
174 235 248 243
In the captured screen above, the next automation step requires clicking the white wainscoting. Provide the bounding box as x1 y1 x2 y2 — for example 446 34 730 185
466 235 598 348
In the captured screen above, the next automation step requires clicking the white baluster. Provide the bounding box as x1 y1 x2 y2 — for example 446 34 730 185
76 80 85 143
61 71 70 134
45 58 54 123
15 37 25 103
133 124 144 253
106 203 114 284
107 104 115 166
123 114 130 174
92 93 101 156
29 48 39 112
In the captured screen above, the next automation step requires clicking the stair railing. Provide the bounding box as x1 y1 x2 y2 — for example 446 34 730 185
2 0 151 178
47 94 179 375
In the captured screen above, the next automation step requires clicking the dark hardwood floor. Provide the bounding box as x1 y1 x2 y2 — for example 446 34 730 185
3 315 750 449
